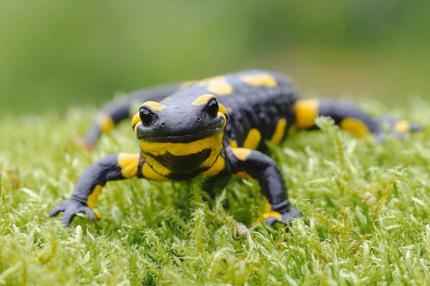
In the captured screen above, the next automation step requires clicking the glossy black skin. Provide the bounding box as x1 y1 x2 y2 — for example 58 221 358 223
49 69 420 227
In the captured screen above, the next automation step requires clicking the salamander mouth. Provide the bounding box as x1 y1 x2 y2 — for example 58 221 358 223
138 127 223 143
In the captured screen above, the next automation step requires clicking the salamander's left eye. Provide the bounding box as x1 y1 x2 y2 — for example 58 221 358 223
204 98 219 118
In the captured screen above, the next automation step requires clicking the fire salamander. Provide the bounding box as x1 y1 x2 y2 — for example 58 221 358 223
50 70 421 226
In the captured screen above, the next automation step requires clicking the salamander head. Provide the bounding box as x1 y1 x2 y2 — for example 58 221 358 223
131 92 227 178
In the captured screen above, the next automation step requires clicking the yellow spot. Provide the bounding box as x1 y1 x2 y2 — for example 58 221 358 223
340 118 370 137
263 210 282 221
203 155 225 178
142 163 167 181
97 114 114 134
117 153 139 178
192 94 214 106
131 113 140 128
232 148 251 161
198 76 233 96
294 99 318 128
142 101 166 111
270 118 287 144
240 73 277 88
243 128 262 150
262 199 281 220
87 185 103 209
207 80 233 95
93 209 101 220
180 80 196 88
394 120 410 133
234 171 252 179
229 140 238 148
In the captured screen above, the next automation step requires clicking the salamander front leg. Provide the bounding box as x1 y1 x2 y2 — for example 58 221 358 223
49 153 142 226
225 147 301 225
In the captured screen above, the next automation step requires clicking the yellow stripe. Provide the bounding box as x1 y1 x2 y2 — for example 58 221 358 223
117 153 139 178
270 118 287 144
87 185 103 209
97 114 114 134
142 101 166 111
192 94 214 106
340 118 370 137
141 156 172 177
203 155 225 178
141 163 167 181
243 128 261 150
294 99 318 129
232 148 251 161
239 73 277 88
394 120 410 133
138 134 223 156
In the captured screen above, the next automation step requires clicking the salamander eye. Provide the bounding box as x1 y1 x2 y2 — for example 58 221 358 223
139 106 157 126
204 98 219 118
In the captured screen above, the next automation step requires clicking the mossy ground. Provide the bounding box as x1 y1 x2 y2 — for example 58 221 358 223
1 101 430 285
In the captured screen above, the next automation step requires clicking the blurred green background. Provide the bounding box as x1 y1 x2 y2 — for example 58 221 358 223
0 0 429 115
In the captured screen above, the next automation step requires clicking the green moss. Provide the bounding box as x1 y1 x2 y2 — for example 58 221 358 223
1 102 430 285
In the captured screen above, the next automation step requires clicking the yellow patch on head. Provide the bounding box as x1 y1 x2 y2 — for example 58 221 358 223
340 118 370 137
240 73 277 88
294 99 318 129
87 185 103 209
142 101 166 111
203 155 225 178
243 128 262 150
192 94 214 106
394 120 410 133
270 118 287 144
97 114 114 134
218 103 228 115
117 153 139 178
232 148 251 161
141 163 168 181
131 113 140 128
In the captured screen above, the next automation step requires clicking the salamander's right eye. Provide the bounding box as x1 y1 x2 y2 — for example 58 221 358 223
139 106 157 126
204 98 219 118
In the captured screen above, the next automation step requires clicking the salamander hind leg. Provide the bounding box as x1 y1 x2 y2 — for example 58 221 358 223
294 98 422 141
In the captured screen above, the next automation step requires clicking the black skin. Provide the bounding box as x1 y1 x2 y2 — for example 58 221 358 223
50 69 421 226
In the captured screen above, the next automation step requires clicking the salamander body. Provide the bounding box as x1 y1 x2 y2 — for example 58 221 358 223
50 70 420 226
